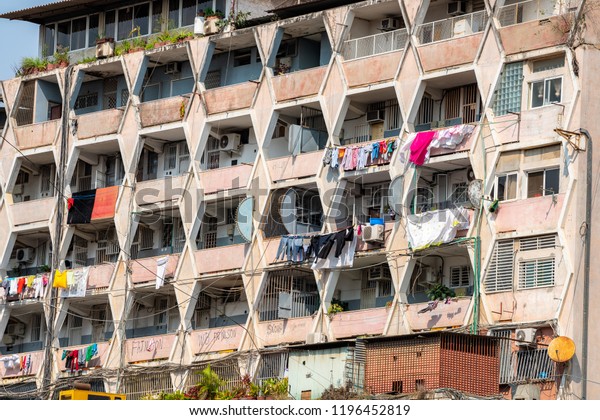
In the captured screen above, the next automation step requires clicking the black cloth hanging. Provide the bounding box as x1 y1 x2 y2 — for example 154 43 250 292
67 190 97 224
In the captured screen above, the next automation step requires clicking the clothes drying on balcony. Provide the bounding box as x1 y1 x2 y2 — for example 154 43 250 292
156 256 169 290
323 138 399 171
67 186 119 224
0 355 20 370
61 343 98 372
1 273 47 302
399 124 475 170
60 266 89 298
406 207 470 250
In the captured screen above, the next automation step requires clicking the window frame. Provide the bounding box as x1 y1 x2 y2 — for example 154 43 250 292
526 167 560 198
529 76 563 109
493 172 518 202
517 257 556 290
449 265 471 289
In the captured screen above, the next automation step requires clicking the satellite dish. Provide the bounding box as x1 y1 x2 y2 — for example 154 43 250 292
468 179 483 208
388 176 404 216
548 336 576 363
236 197 254 242
280 188 297 234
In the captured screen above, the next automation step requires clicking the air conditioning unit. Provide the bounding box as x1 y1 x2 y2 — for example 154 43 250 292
448 1 466 16
2 335 15 345
16 248 35 263
13 184 24 195
515 328 537 346
220 133 241 151
164 62 180 75
6 323 26 337
366 109 385 123
306 333 327 345
362 224 384 243
381 18 402 31
368 265 391 281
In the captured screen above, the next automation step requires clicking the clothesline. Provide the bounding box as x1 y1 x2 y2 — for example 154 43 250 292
61 343 99 373
323 137 399 171
0 273 48 303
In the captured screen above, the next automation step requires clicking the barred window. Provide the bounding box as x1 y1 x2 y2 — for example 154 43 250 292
518 258 555 289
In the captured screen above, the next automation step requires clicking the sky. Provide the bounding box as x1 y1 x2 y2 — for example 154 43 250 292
0 0 49 81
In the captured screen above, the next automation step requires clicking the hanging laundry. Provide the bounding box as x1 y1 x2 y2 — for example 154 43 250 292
0 355 20 370
312 230 358 270
322 148 332 166
67 190 97 224
409 131 437 165
86 343 98 362
156 256 169 289
53 270 68 289
406 207 470 250
61 267 89 298
8 278 18 296
330 147 339 168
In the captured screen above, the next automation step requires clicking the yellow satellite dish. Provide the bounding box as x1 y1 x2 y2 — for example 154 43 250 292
547 336 576 363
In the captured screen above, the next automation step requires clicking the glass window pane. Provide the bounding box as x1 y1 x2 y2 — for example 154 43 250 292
169 0 180 29
546 78 562 104
497 175 507 201
506 174 517 200
182 0 196 26
43 25 55 56
88 14 99 47
57 21 71 51
528 171 544 198
134 3 150 35
152 0 163 33
544 168 559 195
105 10 116 39
531 81 544 108
71 17 87 50
493 61 523 116
198 1 212 14
118 7 133 40
215 0 226 16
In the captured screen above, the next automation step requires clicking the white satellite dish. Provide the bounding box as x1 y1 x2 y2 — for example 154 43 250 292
388 176 404 216
280 188 298 234
236 197 254 242
468 179 484 208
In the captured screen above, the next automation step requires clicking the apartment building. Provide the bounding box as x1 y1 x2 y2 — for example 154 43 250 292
0 0 597 400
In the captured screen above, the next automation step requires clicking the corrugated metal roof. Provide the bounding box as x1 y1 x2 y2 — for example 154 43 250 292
0 0 132 24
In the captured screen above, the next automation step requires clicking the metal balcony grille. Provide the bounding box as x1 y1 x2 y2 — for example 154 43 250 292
343 28 408 60
417 11 487 45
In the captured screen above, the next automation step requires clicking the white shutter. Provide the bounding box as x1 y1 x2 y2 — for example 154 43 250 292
518 258 555 289
484 239 515 292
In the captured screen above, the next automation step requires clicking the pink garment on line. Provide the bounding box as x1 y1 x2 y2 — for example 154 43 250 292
409 131 436 165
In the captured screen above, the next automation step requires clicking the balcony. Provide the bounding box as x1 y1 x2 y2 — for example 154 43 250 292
135 175 187 206
204 82 257 115
10 197 54 228
356 221 395 252
343 28 408 61
342 50 403 88
0 350 43 379
87 262 116 290
267 150 321 183
14 120 59 149
405 296 472 330
189 325 244 354
124 333 177 363
498 0 573 54
200 164 253 195
256 316 313 347
416 11 487 72
492 100 564 145
194 243 247 275
329 307 388 339
494 193 565 234
77 108 124 139
57 342 109 372
271 66 327 103
139 96 189 128
130 254 180 285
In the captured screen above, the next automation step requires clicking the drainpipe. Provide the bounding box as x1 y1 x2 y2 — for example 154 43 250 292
579 128 591 400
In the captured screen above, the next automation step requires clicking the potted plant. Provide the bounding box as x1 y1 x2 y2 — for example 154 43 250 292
203 8 223 35
426 283 456 302
129 36 147 53
17 57 48 76
53 47 69 68
96 33 115 59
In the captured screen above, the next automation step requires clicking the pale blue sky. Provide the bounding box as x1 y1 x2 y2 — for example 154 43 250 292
0 0 49 81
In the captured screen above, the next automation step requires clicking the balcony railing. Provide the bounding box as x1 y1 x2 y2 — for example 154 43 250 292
343 28 408 60
498 0 569 27
417 11 487 45
500 348 556 384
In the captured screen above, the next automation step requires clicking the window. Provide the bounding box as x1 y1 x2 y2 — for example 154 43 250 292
74 92 99 110
233 48 252 67
68 315 83 346
45 15 99 53
527 168 559 198
450 182 468 204
484 239 514 292
518 258 555 289
530 77 562 108
532 56 564 73
493 61 523 116
168 0 226 28
164 144 178 171
108 3 151 40
493 173 518 201
31 314 42 342
449 266 470 288
154 298 169 329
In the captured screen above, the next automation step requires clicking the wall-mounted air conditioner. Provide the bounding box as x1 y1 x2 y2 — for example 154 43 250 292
6 323 26 337
362 224 384 243
366 109 385 123
164 62 180 75
368 265 391 281
13 184 24 195
381 18 402 31
448 1 466 16
16 248 35 263
516 328 537 346
220 134 241 152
